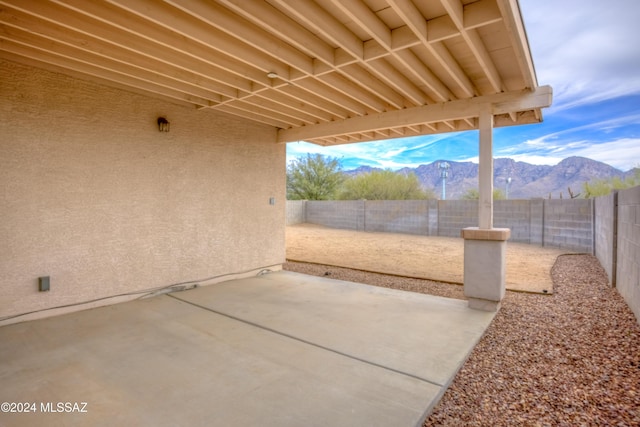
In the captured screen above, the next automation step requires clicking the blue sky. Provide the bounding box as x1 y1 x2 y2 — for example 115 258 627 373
286 0 640 172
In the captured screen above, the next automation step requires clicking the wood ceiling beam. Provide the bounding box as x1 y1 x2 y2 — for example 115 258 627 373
269 0 404 109
318 72 387 112
465 28 503 93
102 0 291 78
494 110 541 127
1 4 244 98
217 0 335 65
165 0 314 75
293 77 370 116
440 0 503 94
214 104 292 128
442 120 456 130
326 0 433 106
333 134 351 144
88 0 362 120
0 51 203 110
426 14 458 43
306 120 467 146
0 38 215 107
274 0 431 107
393 49 452 102
278 86 552 143
391 25 421 50
172 71 362 122
253 90 336 123
271 0 364 60
216 0 397 116
388 0 476 98
223 99 306 127
366 58 430 106
329 0 392 50
390 127 405 136
51 0 274 88
0 22 229 104
332 64 406 109
324 0 493 113
362 38 388 62
215 0 425 117
275 84 352 120
495 0 538 89
424 0 503 42
465 0 503 29
311 137 335 146
155 0 387 122
240 94 320 125
422 123 438 132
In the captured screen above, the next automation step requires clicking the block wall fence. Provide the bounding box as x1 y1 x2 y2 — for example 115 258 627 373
286 188 640 324
595 186 640 323
286 199 594 252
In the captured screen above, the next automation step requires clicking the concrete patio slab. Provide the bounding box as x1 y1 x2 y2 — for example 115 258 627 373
175 271 495 385
0 271 495 427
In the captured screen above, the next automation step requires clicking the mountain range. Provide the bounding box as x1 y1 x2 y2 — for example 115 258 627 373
345 156 636 200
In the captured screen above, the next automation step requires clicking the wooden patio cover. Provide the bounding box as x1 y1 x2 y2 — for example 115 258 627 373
0 0 551 147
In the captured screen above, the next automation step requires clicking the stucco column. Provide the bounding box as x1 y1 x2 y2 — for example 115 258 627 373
462 105 509 311
462 227 510 311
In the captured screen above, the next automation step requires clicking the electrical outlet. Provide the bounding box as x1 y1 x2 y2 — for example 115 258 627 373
39 276 50 292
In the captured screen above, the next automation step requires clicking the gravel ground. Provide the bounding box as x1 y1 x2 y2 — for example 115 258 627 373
283 255 640 426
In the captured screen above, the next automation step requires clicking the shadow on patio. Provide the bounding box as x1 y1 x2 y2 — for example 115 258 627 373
0 271 494 427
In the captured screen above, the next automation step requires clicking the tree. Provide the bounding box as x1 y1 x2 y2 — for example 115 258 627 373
337 170 435 200
461 188 506 200
286 153 345 200
582 168 640 198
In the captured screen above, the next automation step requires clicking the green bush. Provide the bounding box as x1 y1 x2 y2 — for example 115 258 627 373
460 188 506 200
286 154 345 200
337 170 435 200
582 168 640 198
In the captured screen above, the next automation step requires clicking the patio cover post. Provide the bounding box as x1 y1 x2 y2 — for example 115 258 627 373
478 105 494 229
461 104 510 312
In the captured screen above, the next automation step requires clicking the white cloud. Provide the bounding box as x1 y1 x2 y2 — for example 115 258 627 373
568 138 640 170
286 134 464 170
494 135 640 171
521 0 640 109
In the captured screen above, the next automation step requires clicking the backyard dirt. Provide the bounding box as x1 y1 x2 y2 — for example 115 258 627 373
286 223 574 294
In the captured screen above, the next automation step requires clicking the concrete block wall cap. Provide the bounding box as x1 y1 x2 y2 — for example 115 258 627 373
460 227 511 241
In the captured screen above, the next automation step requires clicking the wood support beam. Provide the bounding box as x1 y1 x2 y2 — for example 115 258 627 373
278 85 552 143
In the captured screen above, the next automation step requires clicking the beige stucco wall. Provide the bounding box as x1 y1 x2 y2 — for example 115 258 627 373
0 60 285 324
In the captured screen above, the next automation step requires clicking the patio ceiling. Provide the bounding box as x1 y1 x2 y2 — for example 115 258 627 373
0 0 551 145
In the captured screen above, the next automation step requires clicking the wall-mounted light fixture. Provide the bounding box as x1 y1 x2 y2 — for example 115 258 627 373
157 117 170 132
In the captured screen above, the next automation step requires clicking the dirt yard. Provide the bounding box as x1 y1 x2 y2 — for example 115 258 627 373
286 223 573 294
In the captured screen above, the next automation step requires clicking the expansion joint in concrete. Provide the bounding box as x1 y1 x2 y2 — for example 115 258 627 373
168 294 442 387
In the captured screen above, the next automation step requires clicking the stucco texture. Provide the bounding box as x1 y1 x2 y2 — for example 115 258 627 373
0 60 285 322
